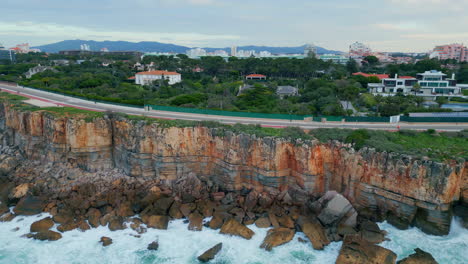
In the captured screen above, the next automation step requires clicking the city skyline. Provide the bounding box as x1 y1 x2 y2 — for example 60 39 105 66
1 0 468 52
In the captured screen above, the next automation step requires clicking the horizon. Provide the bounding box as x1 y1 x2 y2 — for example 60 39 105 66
1 0 468 53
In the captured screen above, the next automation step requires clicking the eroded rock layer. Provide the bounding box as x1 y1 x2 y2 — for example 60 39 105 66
0 104 466 235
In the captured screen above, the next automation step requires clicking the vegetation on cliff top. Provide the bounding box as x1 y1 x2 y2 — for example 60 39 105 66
310 128 468 161
0 92 104 121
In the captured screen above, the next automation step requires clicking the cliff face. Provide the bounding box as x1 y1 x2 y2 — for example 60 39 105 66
0 104 465 235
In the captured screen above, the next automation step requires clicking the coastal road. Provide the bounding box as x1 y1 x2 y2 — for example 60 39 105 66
1 84 468 131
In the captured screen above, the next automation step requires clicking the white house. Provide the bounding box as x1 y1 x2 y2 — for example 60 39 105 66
367 70 465 98
135 70 182 85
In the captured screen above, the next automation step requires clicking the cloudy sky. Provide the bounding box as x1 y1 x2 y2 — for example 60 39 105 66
1 0 468 52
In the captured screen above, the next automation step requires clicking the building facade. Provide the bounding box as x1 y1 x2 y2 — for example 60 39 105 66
430 44 468 62
135 70 181 85
319 54 349 64
349 42 372 59
245 74 266 80
368 70 464 97
0 50 16 62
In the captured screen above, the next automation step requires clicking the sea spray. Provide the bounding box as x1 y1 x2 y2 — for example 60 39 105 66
378 219 468 263
0 212 466 264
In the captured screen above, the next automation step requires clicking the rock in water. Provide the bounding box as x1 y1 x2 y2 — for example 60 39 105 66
297 217 330 250
143 215 169 230
147 241 159 251
197 243 222 262
336 234 397 264
30 217 54 232
100 236 112 247
260 228 295 251
220 219 254 239
188 212 203 231
397 248 438 264
359 220 387 244
32 230 62 241
13 196 44 215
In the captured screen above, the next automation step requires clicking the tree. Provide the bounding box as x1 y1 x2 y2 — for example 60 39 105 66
435 96 448 107
412 83 421 96
364 56 379 65
346 59 359 74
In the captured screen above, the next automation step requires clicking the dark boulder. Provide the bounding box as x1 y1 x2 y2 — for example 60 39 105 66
30 217 54 232
100 236 112 246
198 243 222 262
260 228 295 251
33 230 62 241
397 248 438 264
13 196 44 215
147 241 159 251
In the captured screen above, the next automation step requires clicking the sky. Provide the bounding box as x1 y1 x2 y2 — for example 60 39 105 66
1 0 468 52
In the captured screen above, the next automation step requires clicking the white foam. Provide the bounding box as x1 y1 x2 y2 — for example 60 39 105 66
378 219 468 264
1 213 466 264
0 213 341 264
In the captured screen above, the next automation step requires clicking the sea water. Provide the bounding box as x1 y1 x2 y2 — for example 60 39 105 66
0 211 466 264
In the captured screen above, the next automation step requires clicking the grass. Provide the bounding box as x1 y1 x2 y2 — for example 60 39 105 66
0 92 104 121
463 90 468 96
310 128 468 161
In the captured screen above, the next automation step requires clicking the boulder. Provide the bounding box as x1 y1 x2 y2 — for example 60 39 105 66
180 203 196 218
316 192 357 228
53 211 75 225
147 241 159 251
153 197 174 215
108 216 126 231
220 219 254 240
277 215 294 229
57 222 79 233
255 217 271 228
0 212 15 222
298 218 330 250
8 183 30 200
86 208 101 228
78 220 91 231
360 220 387 244
0 200 9 216
33 230 62 241
198 243 223 262
208 212 226 230
260 228 295 251
100 236 112 247
144 215 169 230
116 202 134 217
30 217 54 232
13 196 44 215
397 248 438 264
188 212 203 231
130 218 147 234
168 201 184 219
336 234 397 264
268 212 280 228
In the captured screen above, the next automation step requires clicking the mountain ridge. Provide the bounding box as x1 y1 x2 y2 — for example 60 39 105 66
33 39 342 55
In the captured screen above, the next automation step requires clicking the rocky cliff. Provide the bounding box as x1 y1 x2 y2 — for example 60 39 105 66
0 103 466 235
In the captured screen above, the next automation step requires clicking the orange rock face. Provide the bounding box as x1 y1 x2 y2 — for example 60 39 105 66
0 104 465 235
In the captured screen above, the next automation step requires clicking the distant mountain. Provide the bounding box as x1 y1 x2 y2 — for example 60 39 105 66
34 40 342 55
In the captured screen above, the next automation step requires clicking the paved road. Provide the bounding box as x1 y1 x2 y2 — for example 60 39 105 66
1 84 468 131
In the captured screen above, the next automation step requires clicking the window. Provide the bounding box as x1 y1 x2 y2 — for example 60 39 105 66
397 81 403 85
439 83 448 87
420 82 428 87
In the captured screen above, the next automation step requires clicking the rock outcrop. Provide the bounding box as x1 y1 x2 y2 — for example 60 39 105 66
336 234 397 264
397 248 438 264
0 103 465 235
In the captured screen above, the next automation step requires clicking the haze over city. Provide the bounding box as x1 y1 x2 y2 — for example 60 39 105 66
2 0 468 51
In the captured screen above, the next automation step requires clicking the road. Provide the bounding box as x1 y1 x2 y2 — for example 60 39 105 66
1 84 468 131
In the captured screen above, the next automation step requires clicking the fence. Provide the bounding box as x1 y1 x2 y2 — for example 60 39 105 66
148 104 308 120
3 84 468 123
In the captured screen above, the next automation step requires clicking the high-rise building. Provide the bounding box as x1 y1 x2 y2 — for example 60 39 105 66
186 48 207 58
304 44 317 57
430 43 468 62
349 42 372 59
231 46 237 57
80 44 91 51
0 49 16 62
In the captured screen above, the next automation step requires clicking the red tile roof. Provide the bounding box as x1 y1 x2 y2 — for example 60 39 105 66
128 76 136 80
399 76 415 79
352 72 389 80
246 74 266 78
136 70 180 76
